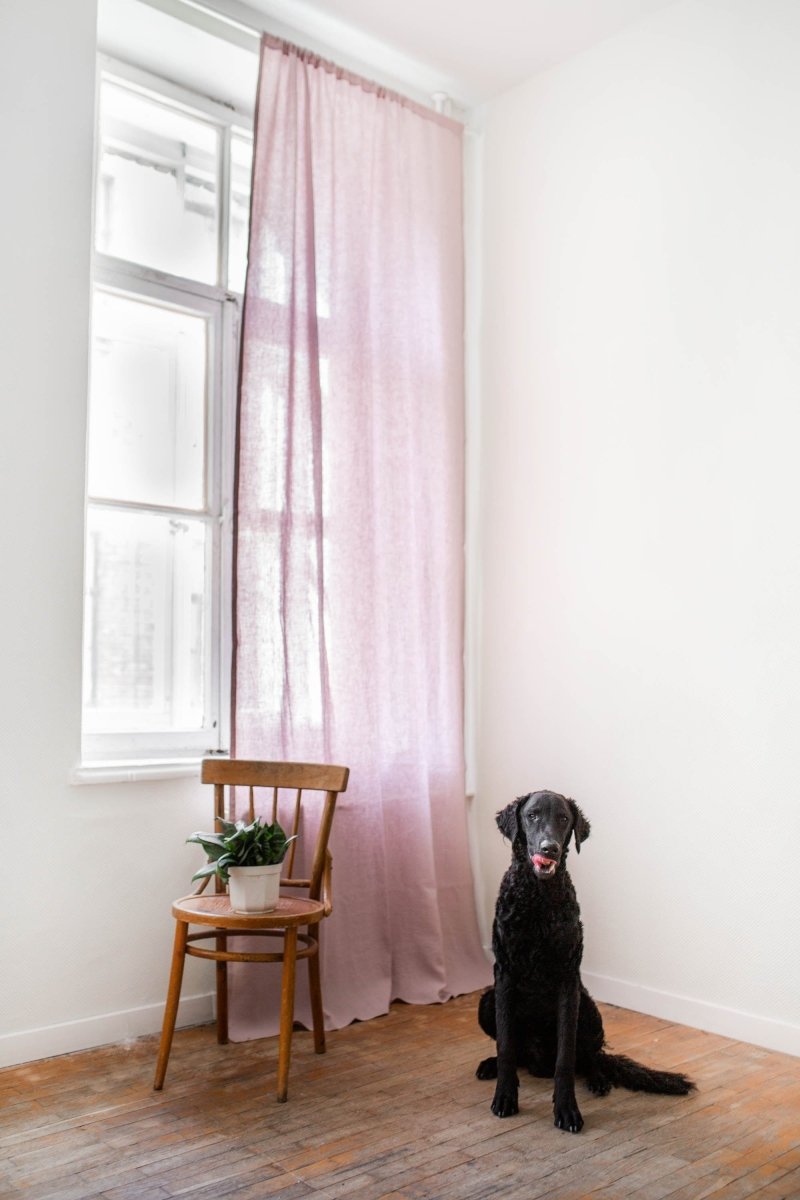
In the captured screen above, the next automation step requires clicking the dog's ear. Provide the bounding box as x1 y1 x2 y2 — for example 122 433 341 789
496 795 527 842
568 799 591 853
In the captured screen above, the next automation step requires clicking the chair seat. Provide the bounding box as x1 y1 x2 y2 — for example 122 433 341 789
173 893 326 930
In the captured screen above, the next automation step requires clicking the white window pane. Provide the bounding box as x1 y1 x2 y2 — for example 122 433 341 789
89 290 207 510
96 80 220 285
83 507 208 733
228 132 252 293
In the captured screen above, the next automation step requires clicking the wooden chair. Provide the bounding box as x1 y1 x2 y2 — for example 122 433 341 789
153 758 349 1101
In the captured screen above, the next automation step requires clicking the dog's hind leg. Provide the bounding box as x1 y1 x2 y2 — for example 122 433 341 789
576 986 605 1050
475 987 499 1079
478 987 497 1037
576 985 612 1095
584 1065 613 1096
575 979 614 1094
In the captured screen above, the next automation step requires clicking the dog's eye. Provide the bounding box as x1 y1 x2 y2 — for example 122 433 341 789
558 815 568 825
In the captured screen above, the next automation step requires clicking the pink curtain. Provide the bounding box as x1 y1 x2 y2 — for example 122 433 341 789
230 35 490 1039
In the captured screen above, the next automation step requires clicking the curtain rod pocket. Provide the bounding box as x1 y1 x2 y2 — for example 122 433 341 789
261 32 462 133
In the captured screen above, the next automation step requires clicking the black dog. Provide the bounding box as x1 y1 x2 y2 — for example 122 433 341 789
477 790 694 1132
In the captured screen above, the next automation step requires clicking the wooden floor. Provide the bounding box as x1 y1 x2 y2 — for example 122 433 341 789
2 993 799 1200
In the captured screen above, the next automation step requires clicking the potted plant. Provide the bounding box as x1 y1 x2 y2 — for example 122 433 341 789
187 817 296 913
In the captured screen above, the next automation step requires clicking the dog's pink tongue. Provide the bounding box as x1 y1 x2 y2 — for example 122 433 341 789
533 854 556 868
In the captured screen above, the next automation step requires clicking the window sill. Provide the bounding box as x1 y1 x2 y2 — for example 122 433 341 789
70 758 204 785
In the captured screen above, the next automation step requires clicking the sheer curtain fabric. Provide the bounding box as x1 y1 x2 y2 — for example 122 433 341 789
231 35 490 1038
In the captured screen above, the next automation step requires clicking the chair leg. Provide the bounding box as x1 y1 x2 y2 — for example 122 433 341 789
276 926 298 1103
153 920 188 1091
307 929 326 1054
215 934 229 1044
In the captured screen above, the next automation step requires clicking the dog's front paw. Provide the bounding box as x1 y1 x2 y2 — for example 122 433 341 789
553 1089 584 1134
476 1056 498 1080
491 1084 519 1118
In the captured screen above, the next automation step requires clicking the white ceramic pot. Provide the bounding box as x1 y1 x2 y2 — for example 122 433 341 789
227 862 282 913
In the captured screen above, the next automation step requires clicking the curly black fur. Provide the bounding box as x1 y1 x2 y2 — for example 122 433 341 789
477 790 694 1132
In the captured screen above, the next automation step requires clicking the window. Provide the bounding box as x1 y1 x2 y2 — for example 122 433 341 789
81 60 252 767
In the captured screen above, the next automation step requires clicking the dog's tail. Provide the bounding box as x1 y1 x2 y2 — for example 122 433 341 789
594 1051 694 1095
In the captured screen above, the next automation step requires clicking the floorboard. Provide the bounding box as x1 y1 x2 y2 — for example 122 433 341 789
1 994 798 1199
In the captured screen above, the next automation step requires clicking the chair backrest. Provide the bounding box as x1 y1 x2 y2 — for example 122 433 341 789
200 759 349 900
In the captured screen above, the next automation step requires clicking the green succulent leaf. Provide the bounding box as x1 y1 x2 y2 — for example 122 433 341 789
191 861 220 882
188 814 296 884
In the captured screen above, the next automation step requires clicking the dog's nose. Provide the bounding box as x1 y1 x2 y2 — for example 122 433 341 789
540 841 559 857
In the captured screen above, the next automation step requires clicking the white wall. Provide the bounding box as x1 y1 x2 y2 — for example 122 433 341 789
475 0 800 1056
0 0 214 1068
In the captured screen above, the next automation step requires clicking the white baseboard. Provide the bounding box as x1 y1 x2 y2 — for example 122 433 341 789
582 971 800 1059
0 993 214 1070
4 975 798 1071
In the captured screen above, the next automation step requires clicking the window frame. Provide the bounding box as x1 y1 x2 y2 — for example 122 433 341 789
79 56 252 777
